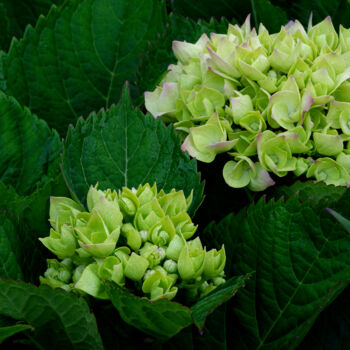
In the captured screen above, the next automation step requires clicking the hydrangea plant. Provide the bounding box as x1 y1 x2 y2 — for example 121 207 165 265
145 16 350 190
39 184 226 301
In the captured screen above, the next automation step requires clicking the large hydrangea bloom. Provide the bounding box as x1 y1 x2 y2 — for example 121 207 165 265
145 16 350 190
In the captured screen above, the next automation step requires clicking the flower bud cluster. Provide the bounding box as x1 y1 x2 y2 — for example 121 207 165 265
145 16 350 189
39 184 226 301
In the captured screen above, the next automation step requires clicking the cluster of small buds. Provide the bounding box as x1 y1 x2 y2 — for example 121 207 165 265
39 184 226 301
145 16 350 190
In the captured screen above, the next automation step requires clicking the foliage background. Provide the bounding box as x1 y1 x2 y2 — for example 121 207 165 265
1 0 350 348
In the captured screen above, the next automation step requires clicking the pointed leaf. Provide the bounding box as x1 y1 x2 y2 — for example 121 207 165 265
203 196 350 349
0 280 104 350
0 93 61 195
0 215 23 280
106 282 192 340
62 86 204 216
191 273 252 330
0 324 32 344
0 0 165 134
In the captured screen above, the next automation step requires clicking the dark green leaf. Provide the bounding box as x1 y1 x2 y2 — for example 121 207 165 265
204 196 350 349
269 180 347 204
327 208 350 234
170 0 250 24
287 0 350 29
0 280 104 350
191 273 252 330
192 304 227 350
0 174 70 283
61 86 204 216
298 285 350 349
171 0 288 32
107 283 193 340
251 0 288 32
0 0 64 51
0 92 61 196
0 0 165 135
0 215 23 280
0 324 32 344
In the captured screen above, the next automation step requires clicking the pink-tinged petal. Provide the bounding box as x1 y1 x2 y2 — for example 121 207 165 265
206 46 241 78
205 139 238 153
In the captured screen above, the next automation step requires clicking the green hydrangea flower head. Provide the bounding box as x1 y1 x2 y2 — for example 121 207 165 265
39 184 227 302
145 16 350 189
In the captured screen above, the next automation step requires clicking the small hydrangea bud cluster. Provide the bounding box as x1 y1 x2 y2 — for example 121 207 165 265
145 16 350 190
39 184 226 301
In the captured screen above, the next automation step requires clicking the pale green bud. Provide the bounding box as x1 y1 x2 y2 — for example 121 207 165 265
49 197 84 231
157 189 188 217
294 158 310 176
142 270 178 301
87 184 108 212
257 130 297 176
113 246 131 266
134 183 158 206
39 224 76 259
163 259 178 274
199 281 217 298
203 245 226 279
124 252 149 281
75 210 121 258
148 216 176 247
139 243 166 268
74 263 108 299
72 265 85 284
229 94 254 125
98 256 124 286
177 237 206 280
172 33 209 65
144 82 179 120
171 212 197 240
121 223 142 251
181 113 237 163
186 86 225 119
306 157 350 186
313 130 343 156
166 234 185 261
308 17 338 52
43 259 72 284
118 187 140 217
134 198 165 231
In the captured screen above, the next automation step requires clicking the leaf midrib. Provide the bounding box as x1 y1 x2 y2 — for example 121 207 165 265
256 210 328 349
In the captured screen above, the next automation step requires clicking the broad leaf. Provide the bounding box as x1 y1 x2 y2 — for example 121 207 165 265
203 196 350 349
0 0 64 51
171 0 287 32
0 174 70 283
0 0 165 135
136 14 229 104
0 280 104 350
61 86 204 216
269 181 346 204
0 92 61 196
250 0 288 32
191 273 252 330
0 324 32 344
170 0 250 24
327 208 350 234
299 285 350 349
0 215 23 280
192 304 227 350
289 0 350 29
107 283 193 340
